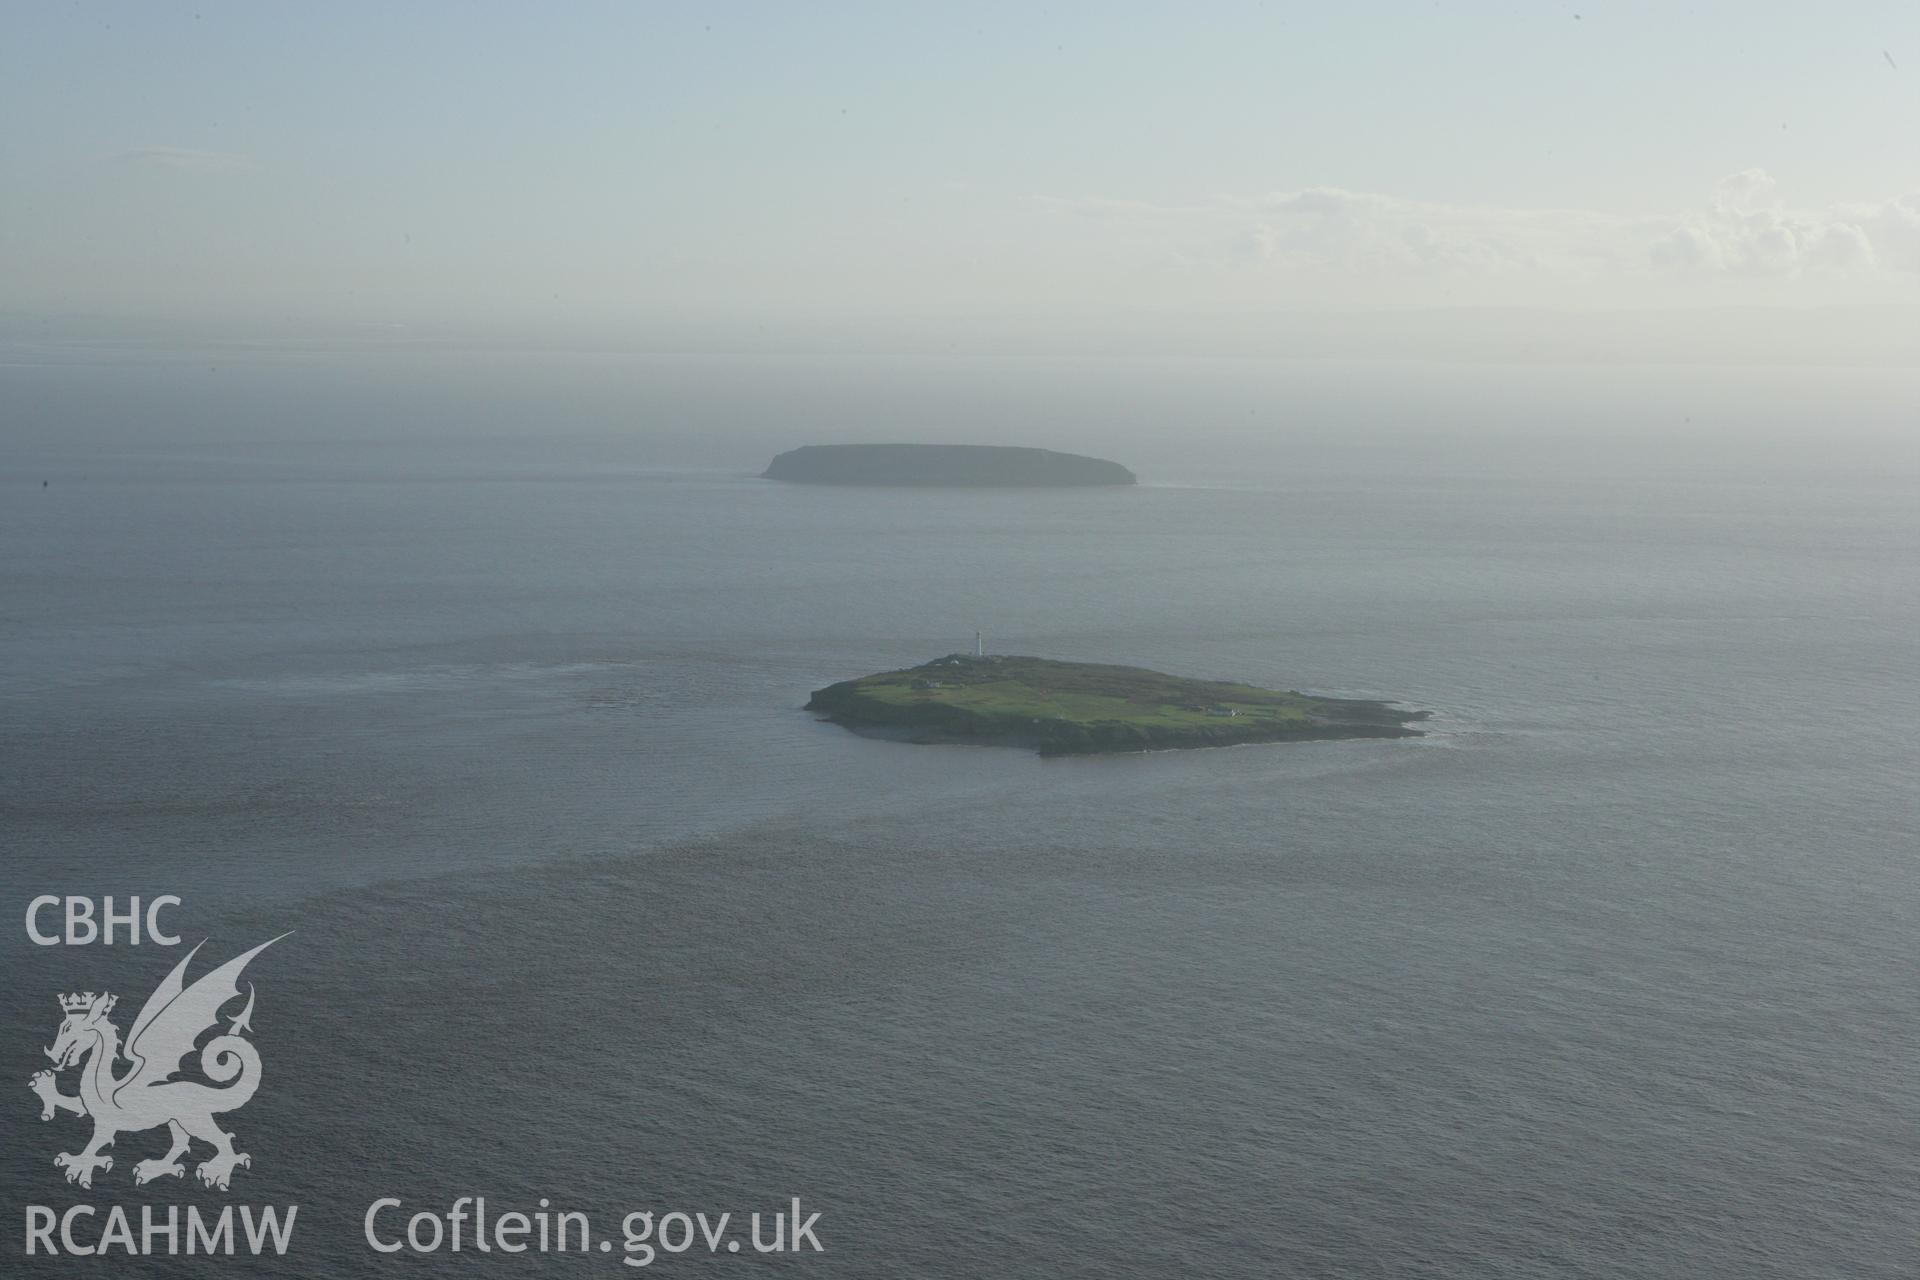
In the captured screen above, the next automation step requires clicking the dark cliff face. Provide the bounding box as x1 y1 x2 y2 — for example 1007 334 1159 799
764 444 1137 487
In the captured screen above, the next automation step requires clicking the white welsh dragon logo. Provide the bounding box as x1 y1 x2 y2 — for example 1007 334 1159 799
28 936 286 1191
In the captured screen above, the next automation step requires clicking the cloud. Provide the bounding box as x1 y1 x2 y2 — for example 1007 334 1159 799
120 146 253 175
1642 169 1888 278
1032 171 1920 300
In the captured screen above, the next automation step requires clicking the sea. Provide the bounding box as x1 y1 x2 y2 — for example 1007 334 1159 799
2 349 1916 1277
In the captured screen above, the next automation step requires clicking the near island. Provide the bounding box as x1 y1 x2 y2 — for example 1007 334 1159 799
764 443 1136 487
807 655 1427 756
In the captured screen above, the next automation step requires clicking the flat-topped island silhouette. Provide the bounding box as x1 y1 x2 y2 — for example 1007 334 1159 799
807 655 1426 756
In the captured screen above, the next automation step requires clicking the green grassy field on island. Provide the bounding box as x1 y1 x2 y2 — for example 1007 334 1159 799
806 655 1425 755
853 670 1315 731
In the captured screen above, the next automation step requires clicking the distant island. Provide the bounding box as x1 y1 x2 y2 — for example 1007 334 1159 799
807 655 1426 756
764 444 1136 487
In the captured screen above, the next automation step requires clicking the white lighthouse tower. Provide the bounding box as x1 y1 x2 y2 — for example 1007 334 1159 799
974 629 983 656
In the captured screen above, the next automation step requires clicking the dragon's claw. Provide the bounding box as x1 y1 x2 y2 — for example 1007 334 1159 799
53 1152 111 1188
28 1069 82 1122
134 1156 187 1184
195 1150 249 1192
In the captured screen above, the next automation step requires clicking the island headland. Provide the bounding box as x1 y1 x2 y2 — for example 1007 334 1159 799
764 443 1136 487
807 655 1427 756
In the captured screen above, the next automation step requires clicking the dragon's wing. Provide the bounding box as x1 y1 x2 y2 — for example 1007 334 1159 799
117 934 288 1097
125 940 205 1058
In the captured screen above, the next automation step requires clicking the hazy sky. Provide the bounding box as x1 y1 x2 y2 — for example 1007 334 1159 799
6 2 1920 339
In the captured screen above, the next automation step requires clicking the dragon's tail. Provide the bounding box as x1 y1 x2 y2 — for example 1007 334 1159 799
195 1035 262 1114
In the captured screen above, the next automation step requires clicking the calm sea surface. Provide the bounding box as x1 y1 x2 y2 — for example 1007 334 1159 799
2 353 1916 1276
